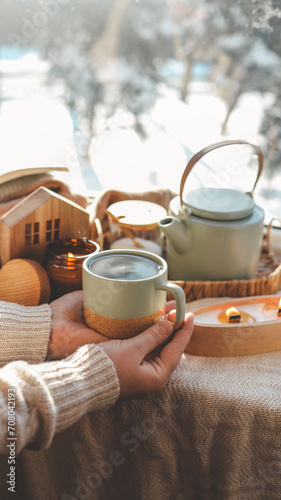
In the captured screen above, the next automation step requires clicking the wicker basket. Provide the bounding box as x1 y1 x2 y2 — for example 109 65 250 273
168 221 281 303
92 189 281 303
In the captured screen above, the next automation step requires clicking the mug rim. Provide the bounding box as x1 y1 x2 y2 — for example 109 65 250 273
83 248 167 282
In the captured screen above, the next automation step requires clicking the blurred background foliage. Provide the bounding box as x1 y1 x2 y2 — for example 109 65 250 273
0 0 281 187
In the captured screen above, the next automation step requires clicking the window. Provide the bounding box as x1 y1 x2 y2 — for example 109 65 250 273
46 220 52 242
25 223 31 246
25 222 39 246
33 222 40 244
25 235 31 246
1 0 281 222
54 218 60 240
45 218 60 242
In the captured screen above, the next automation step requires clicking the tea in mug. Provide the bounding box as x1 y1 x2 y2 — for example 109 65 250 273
88 253 163 280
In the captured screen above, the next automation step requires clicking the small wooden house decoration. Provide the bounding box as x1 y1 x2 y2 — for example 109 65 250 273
0 186 90 266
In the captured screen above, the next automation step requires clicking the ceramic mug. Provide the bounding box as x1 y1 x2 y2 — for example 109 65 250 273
82 249 186 339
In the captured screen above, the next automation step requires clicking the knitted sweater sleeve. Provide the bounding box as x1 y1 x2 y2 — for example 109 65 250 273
0 345 120 454
0 301 120 454
0 300 51 367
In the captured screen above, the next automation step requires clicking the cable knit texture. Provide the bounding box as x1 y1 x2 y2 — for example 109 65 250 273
33 344 120 438
0 302 120 456
0 301 51 366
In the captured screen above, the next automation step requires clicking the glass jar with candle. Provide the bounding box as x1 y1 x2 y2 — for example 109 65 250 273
44 238 100 300
106 200 167 256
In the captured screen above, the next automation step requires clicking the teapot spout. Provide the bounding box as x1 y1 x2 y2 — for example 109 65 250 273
159 216 190 254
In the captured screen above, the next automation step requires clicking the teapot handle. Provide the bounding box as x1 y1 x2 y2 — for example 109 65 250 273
179 139 264 208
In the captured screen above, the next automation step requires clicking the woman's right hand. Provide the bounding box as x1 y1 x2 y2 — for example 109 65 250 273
99 311 194 400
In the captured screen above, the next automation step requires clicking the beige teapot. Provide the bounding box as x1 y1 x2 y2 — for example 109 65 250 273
159 140 265 281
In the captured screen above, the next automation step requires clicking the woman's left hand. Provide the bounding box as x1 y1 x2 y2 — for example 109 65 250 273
48 291 110 360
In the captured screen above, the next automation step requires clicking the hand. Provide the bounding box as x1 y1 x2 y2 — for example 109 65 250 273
48 291 110 360
99 310 194 400
48 293 190 364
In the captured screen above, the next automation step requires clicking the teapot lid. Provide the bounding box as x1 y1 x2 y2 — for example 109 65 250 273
183 187 255 221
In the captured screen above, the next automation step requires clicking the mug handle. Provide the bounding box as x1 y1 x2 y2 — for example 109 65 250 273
156 280 186 330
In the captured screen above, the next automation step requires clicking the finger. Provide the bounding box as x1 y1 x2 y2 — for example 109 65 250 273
158 313 194 372
165 300 176 314
127 320 174 357
74 326 112 344
51 290 84 307
167 308 176 322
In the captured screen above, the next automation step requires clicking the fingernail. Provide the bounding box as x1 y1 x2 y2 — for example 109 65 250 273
157 321 174 336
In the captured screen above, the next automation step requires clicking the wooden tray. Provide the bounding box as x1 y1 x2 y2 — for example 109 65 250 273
185 295 281 357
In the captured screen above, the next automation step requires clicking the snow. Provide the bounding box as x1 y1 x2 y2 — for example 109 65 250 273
0 49 49 74
217 33 248 52
89 124 187 193
0 96 86 193
245 39 281 68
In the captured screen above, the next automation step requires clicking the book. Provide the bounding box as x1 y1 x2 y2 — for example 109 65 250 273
0 166 69 185
0 166 69 203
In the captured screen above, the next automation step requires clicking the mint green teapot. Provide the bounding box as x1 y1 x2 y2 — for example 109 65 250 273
159 140 265 281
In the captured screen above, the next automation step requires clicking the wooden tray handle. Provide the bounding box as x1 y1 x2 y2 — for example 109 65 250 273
179 139 264 208
266 217 281 255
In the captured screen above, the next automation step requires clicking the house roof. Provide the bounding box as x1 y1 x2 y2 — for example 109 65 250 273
0 186 89 228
